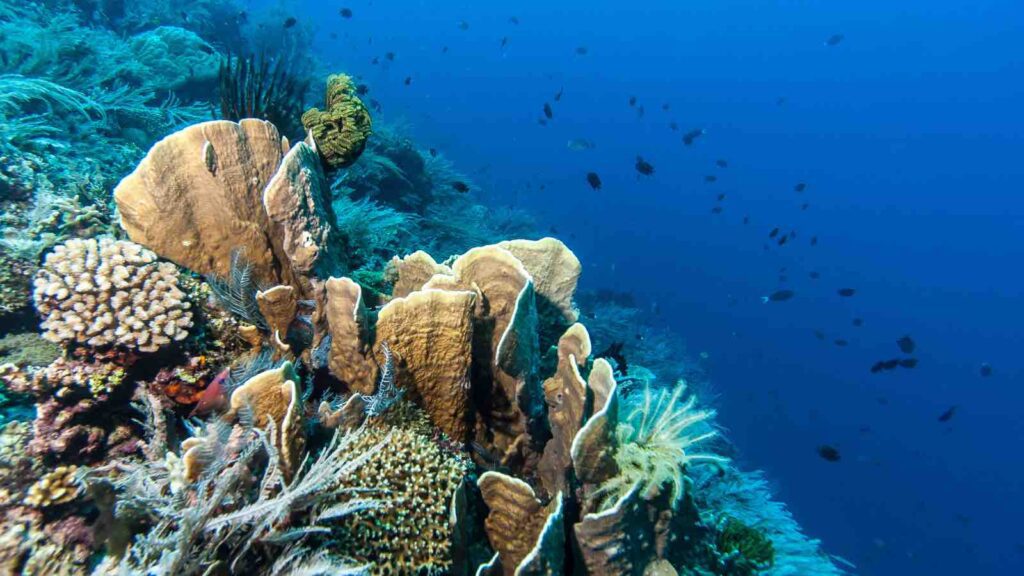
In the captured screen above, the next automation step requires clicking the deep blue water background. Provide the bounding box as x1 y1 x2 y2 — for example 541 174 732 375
279 1 1021 573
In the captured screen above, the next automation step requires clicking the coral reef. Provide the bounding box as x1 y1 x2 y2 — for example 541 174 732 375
218 52 309 140
302 74 372 169
128 26 220 92
23 465 81 508
33 237 192 352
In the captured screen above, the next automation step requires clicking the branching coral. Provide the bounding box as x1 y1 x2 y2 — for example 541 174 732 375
595 381 726 511
33 237 193 352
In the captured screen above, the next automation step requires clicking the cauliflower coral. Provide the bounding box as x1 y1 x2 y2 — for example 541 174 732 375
33 237 192 352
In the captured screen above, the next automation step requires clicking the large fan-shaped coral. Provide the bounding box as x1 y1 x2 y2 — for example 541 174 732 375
32 237 192 352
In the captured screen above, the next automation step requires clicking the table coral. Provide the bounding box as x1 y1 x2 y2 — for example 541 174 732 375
33 237 192 353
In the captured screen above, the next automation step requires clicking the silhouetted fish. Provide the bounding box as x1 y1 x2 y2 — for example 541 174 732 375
717 193 726 201
458 20 469 31
764 289 795 303
554 87 564 101
451 181 470 193
814 330 826 340
628 96 637 107
501 36 509 48
662 102 671 111
543 103 553 119
769 227 780 238
704 175 717 183
810 236 818 246
428 148 438 157
386 52 395 61
339 8 353 18
355 83 369 96
801 202 810 210
404 76 412 85
683 128 705 146
575 45 589 55
777 235 788 246
834 339 848 347
283 17 297 28
711 206 723 214
794 182 807 192
937 406 956 422
509 16 520 25
716 159 728 168
979 363 993 377
825 34 845 46
838 288 856 297
809 271 820 279
635 156 654 175
742 215 750 225
899 358 918 368
586 172 602 190
567 139 595 151
817 445 841 462
897 335 916 354
852 317 864 327
669 121 679 131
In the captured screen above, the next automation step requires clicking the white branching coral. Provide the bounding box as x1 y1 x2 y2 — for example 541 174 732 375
33 237 192 352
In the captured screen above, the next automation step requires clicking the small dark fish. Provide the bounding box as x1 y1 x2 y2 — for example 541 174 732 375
537 118 548 126
769 227 780 238
788 230 797 240
575 45 589 55
899 358 918 368
634 156 654 176
283 17 297 28
339 8 353 18
404 76 412 86
543 102 553 119
717 193 726 201
458 20 470 31
979 363 993 377
801 202 810 210
817 445 841 462
682 128 705 146
742 215 750 225
837 288 856 297
764 289 795 303
852 317 864 327
776 96 787 106
704 175 718 183
451 181 470 193
897 335 916 354
778 235 788 246
711 206 723 214
509 16 520 25
825 34 845 46
428 148 438 157
834 339 848 347
809 271 820 279
371 56 380 65
870 361 886 374
636 105 645 118
813 330 826 340
628 96 637 107
716 159 728 168
549 226 559 235
810 236 818 246
500 36 509 48
882 359 900 370
669 121 679 131
937 406 956 422
794 182 807 192
662 102 671 111
385 51 395 61
554 87 564 102
442 45 449 53
355 83 369 96
586 172 602 190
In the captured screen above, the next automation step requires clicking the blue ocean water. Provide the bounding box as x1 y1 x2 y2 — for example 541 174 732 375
306 1 1022 574
1 0 1020 574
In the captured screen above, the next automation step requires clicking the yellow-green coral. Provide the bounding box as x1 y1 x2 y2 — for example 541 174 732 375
717 516 775 571
330 404 468 575
24 465 81 508
302 74 372 169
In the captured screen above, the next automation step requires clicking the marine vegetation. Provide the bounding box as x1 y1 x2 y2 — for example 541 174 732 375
0 3 845 572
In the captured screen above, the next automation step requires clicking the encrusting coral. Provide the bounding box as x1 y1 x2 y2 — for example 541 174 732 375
328 404 469 575
33 237 192 353
302 73 373 169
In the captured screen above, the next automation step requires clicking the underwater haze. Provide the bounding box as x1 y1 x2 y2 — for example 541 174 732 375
0 0 1021 575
